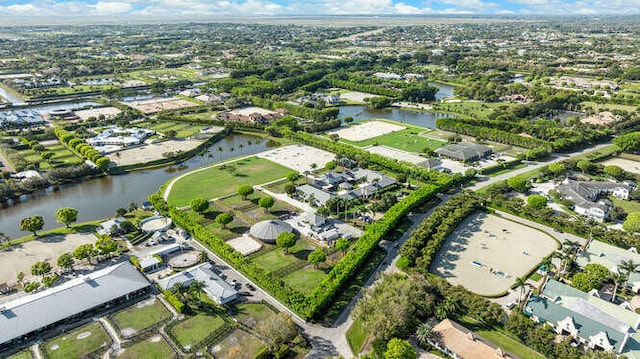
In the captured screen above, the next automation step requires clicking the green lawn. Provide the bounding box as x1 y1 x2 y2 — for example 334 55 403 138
581 101 638 112
341 127 446 153
345 318 368 355
212 329 267 359
167 157 291 206
43 322 112 359
111 298 172 335
611 197 640 214
119 336 177 359
7 351 33 359
232 302 276 328
254 249 301 272
283 267 327 295
486 163 527 177
169 314 226 349
434 101 512 120
254 239 317 272
458 317 545 359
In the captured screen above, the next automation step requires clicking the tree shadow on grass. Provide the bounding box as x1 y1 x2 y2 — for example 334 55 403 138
73 224 98 233
292 249 312 260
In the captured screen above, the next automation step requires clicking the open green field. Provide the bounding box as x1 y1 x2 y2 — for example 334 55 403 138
458 317 545 359
184 111 218 122
118 336 176 359
169 314 226 349
167 157 291 206
581 101 638 112
138 120 206 138
194 206 250 240
611 197 640 214
43 322 112 359
232 302 276 328
7 351 32 359
283 267 327 295
345 318 367 355
434 101 512 120
212 329 266 359
4 141 81 171
111 298 172 335
341 127 446 152
254 239 317 272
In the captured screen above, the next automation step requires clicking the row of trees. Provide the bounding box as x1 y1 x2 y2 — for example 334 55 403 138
251 96 339 122
53 127 110 171
399 193 483 272
17 207 78 236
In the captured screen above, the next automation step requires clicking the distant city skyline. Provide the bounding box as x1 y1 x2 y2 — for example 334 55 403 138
0 0 637 19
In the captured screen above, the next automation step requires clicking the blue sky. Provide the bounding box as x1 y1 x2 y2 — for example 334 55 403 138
0 0 636 17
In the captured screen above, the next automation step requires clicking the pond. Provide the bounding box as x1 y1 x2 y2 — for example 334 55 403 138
338 105 453 129
0 134 271 238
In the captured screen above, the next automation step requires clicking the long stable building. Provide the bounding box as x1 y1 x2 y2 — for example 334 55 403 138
0 262 151 350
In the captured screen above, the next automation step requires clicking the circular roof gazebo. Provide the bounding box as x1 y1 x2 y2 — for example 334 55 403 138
249 220 293 244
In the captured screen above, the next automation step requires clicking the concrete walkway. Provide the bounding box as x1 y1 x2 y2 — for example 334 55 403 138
30 344 41 359
99 317 122 357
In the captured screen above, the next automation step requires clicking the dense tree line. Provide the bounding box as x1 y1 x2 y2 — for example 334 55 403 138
399 193 483 272
251 96 339 122
53 127 110 171
436 118 551 149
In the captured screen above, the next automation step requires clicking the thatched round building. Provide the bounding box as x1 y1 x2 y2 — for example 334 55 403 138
249 220 293 244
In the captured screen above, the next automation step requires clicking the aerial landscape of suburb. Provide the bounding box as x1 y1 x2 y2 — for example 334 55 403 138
2 2 640 359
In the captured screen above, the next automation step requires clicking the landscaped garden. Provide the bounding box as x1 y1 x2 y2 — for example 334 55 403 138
42 321 112 359
110 297 172 336
117 336 177 359
167 157 291 206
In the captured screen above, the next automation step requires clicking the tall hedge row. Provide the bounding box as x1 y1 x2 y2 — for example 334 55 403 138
53 127 110 171
399 193 483 272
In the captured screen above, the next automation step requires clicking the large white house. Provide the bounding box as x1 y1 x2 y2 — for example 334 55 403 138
556 180 632 222
525 279 640 355
157 263 237 305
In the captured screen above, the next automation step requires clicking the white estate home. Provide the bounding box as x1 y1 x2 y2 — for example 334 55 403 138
556 180 633 222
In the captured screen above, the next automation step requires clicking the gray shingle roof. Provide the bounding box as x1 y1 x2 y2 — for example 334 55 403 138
435 142 492 162
157 263 237 305
0 262 150 345
249 220 293 244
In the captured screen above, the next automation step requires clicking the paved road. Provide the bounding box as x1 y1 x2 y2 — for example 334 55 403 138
470 142 613 191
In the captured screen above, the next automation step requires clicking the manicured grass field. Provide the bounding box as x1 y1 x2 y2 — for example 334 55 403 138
254 249 300 272
610 197 640 214
283 267 327 295
341 128 446 152
212 329 266 359
7 350 32 359
44 322 112 359
167 157 291 206
111 298 172 334
232 302 276 328
169 314 226 349
120 68 207 83
118 336 177 359
254 239 316 272
345 318 368 355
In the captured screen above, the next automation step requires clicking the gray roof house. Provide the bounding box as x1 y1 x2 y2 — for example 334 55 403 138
525 279 640 354
0 262 150 349
576 240 640 294
157 263 237 305
557 180 632 222
435 142 492 162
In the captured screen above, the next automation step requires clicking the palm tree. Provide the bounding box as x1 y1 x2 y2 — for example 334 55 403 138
609 272 625 303
303 170 310 184
619 260 639 294
188 280 206 304
172 282 188 302
415 323 435 348
217 146 223 161
310 163 318 173
435 297 458 320
238 143 244 154
560 240 579 276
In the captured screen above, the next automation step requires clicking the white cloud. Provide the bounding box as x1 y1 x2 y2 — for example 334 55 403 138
93 1 133 14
